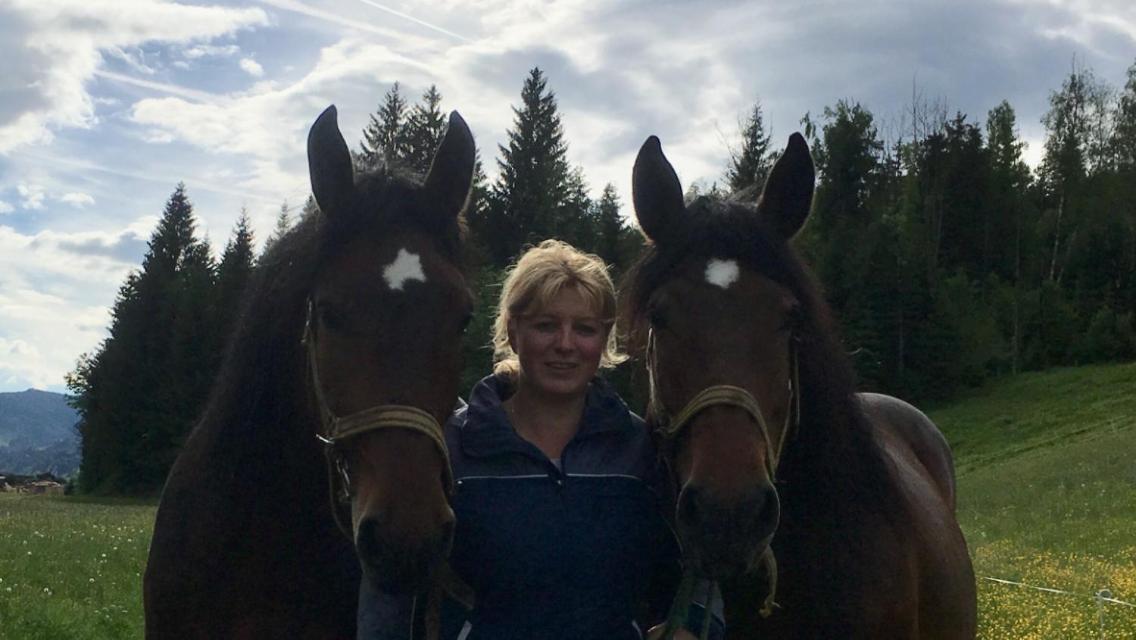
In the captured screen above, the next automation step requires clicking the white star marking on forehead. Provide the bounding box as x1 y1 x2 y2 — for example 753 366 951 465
705 259 740 289
383 248 427 291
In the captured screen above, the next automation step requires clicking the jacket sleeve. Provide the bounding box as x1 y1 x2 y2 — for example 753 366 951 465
357 577 414 640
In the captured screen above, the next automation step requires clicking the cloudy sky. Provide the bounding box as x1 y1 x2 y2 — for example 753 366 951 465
1 0 1134 393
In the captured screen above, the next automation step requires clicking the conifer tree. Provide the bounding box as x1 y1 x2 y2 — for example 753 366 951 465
727 100 775 193
479 68 574 265
593 183 626 270
68 184 215 494
404 85 448 175
217 209 256 348
264 202 292 253
359 82 409 170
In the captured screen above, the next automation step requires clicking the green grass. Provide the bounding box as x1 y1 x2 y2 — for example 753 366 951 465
0 495 155 640
929 362 1136 639
0 363 1133 638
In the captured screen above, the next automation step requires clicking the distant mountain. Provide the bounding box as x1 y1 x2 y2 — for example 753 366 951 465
0 389 80 476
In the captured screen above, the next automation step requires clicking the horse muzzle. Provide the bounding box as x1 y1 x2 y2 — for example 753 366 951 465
355 509 455 594
676 482 780 579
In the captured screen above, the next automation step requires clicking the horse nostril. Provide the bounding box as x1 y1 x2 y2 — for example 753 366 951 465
746 484 780 540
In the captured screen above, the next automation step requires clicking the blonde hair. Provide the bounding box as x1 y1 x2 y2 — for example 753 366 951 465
492 240 627 379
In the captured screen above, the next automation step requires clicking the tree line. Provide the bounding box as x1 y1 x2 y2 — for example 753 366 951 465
68 62 1136 494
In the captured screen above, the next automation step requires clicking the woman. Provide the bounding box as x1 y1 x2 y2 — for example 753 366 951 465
359 240 717 640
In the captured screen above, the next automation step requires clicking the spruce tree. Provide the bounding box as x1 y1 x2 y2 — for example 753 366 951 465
480 67 574 265
217 209 256 349
68 184 215 494
593 183 626 270
264 202 292 253
359 82 409 170
404 85 448 175
727 100 775 193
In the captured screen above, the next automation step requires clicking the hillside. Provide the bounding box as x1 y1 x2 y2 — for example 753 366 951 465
0 389 79 476
928 362 1136 638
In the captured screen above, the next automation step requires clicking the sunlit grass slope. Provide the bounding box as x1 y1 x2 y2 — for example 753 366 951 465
930 362 1136 639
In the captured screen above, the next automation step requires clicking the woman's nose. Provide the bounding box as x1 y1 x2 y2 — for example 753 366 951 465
555 325 573 351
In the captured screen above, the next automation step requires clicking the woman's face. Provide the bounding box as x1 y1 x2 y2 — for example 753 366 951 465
510 285 608 399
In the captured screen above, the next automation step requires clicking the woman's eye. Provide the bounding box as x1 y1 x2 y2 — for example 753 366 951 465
574 323 600 337
534 321 557 333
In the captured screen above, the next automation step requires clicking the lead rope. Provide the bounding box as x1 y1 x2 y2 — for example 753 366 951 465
652 329 799 639
302 300 474 640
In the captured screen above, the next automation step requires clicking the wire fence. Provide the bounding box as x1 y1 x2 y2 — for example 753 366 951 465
981 576 1136 639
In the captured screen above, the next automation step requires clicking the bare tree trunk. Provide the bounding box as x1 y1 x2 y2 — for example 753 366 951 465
1049 192 1064 281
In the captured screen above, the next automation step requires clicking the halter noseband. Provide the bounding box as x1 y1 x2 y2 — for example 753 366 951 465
647 328 799 476
302 299 454 538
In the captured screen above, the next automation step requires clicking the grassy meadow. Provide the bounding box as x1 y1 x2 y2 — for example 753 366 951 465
930 362 1136 639
0 362 1133 639
0 496 153 640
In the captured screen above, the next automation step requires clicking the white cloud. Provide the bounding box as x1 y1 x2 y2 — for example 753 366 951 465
59 192 95 208
0 0 269 154
17 183 46 210
105 45 157 75
183 44 241 60
239 57 265 77
0 201 13 214
0 222 152 390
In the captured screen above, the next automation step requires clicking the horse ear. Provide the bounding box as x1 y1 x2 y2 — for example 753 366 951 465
307 105 355 218
632 136 685 243
423 111 476 221
758 133 815 240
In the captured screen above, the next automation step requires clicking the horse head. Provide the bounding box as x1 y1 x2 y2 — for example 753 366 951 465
627 133 815 580
305 105 474 594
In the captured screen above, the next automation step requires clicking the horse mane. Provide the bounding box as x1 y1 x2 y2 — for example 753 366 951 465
620 194 902 527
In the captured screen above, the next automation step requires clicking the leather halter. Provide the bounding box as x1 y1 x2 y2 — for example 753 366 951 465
302 299 454 538
646 326 800 639
647 327 799 475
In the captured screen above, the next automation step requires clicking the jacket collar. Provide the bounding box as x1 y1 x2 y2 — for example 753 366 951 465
459 374 634 459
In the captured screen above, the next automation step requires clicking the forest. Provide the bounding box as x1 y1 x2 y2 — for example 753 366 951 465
66 60 1136 495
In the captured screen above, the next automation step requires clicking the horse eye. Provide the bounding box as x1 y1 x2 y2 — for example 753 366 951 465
459 312 473 334
647 306 668 329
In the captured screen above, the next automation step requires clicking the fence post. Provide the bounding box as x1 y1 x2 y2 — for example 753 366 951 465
1096 589 1111 640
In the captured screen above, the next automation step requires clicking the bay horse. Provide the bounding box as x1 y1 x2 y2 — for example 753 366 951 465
625 134 976 638
144 105 476 639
